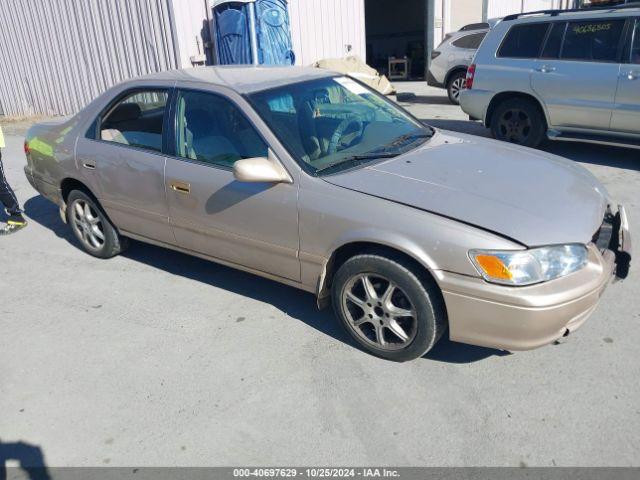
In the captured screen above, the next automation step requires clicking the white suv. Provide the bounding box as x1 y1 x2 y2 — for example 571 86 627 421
460 5 640 149
427 23 490 104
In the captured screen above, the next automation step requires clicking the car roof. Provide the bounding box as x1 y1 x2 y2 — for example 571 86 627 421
136 65 336 94
501 6 640 24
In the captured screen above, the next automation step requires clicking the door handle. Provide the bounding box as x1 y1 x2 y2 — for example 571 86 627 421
81 161 96 170
536 65 556 73
169 180 191 194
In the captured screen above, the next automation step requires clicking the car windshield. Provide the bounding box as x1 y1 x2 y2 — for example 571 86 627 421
248 76 432 175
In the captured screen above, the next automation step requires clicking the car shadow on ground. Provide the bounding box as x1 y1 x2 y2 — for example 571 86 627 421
422 118 640 172
24 194 505 364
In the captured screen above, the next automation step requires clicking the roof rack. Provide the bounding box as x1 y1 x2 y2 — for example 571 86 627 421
503 2 640 21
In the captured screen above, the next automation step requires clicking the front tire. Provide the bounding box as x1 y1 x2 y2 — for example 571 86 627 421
447 71 467 105
332 254 447 362
66 190 127 259
490 98 546 148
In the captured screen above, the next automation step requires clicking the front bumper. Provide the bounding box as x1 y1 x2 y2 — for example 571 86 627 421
438 210 631 351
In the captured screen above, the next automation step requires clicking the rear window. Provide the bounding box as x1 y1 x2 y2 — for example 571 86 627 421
498 23 550 58
452 32 486 49
561 19 625 62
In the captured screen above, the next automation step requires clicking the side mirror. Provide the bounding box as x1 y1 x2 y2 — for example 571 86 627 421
233 151 292 184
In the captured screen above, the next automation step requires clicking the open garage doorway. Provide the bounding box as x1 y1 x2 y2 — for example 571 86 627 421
364 0 427 81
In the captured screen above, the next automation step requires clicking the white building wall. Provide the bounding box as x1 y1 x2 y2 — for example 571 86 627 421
488 0 568 19
288 0 366 65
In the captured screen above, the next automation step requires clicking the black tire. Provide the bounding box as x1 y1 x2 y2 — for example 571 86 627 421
332 253 447 362
66 190 127 259
490 97 546 148
447 71 467 105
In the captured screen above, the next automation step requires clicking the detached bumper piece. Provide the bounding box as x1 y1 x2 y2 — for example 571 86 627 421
593 205 632 279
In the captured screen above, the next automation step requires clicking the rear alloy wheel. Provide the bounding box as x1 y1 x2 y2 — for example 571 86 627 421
66 190 127 259
490 98 546 148
332 254 446 362
447 71 467 105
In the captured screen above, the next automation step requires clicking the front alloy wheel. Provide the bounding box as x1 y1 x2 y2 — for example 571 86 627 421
332 253 447 361
342 274 418 351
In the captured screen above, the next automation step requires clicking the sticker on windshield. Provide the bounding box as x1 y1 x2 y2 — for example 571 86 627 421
335 77 369 95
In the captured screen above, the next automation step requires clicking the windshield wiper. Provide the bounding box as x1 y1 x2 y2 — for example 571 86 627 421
315 152 399 175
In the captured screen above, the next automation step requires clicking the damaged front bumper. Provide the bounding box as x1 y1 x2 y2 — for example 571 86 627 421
438 204 631 351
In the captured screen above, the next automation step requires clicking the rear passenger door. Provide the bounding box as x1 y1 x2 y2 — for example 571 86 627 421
530 18 626 131
611 17 640 134
77 88 175 244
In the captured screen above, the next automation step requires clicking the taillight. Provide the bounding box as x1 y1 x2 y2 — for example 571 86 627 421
431 50 441 60
23 140 31 155
465 64 476 89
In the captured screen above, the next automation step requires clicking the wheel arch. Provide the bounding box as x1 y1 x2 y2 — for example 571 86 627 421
484 91 548 129
444 66 469 87
317 237 443 309
59 177 115 227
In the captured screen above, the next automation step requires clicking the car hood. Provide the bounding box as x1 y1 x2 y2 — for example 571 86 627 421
322 131 609 247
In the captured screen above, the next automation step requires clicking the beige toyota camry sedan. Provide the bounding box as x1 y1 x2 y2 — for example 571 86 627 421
24 66 631 361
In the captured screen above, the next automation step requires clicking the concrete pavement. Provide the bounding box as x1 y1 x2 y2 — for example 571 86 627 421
1 85 639 467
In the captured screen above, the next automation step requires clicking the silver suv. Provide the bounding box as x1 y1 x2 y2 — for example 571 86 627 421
427 23 490 104
460 5 640 149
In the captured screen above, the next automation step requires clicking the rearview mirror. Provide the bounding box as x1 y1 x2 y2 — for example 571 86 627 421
233 151 291 184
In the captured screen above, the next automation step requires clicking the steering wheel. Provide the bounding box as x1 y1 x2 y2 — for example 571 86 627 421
327 117 364 155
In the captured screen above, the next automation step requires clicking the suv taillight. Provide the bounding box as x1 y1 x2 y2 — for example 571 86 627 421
24 141 31 155
431 51 441 60
466 64 476 89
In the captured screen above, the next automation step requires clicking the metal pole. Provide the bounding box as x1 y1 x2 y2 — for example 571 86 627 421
424 0 435 80
482 0 489 21
248 1 260 65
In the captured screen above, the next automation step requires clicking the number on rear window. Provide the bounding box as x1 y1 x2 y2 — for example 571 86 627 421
498 23 550 58
561 19 625 62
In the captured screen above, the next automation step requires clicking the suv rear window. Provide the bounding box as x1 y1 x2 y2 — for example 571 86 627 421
498 23 550 58
452 32 486 49
561 19 625 62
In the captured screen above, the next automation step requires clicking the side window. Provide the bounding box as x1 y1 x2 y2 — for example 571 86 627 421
498 23 550 58
100 90 168 152
541 22 567 59
175 90 268 168
631 20 640 64
452 32 487 50
561 19 625 62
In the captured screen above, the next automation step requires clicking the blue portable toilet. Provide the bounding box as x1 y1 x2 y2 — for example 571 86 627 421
213 0 295 66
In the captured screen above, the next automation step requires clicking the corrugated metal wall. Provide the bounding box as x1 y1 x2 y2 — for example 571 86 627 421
289 0 366 66
0 0 180 117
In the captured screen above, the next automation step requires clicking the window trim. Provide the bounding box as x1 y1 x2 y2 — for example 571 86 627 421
539 21 568 60
558 17 629 64
623 17 639 64
165 86 278 173
86 86 174 157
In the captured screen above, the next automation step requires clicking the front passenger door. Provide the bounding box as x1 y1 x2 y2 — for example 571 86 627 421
165 89 300 281
611 18 640 134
